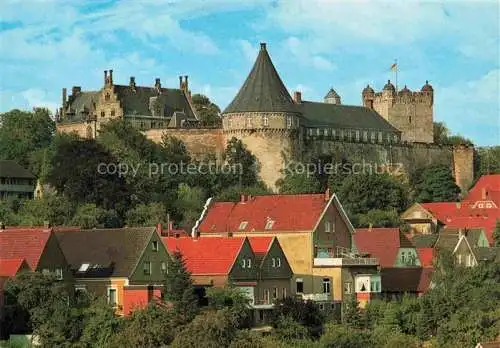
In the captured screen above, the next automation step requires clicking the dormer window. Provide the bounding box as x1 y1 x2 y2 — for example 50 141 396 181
263 116 269 127
238 221 248 230
242 258 252 268
265 219 275 230
152 241 158 252
272 257 281 268
246 118 252 128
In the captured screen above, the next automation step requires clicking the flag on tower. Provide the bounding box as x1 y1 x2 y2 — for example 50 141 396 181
390 62 398 71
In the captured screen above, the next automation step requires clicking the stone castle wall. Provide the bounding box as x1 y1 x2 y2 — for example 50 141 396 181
302 139 474 191
144 128 225 161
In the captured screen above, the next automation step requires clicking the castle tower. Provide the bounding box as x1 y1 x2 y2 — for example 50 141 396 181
222 43 302 190
324 88 341 104
364 80 434 143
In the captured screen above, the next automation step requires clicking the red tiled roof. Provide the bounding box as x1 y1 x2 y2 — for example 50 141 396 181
420 202 460 222
199 193 329 233
0 228 52 269
162 237 246 275
444 213 500 245
0 258 29 277
354 228 400 267
416 248 434 267
464 175 500 205
247 236 273 256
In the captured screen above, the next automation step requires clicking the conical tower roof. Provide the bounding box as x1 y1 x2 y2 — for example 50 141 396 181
224 43 296 114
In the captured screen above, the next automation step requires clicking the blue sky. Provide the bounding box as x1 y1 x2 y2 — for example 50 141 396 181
1 0 499 146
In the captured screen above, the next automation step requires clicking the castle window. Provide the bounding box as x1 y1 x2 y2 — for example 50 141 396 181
349 131 353 141
105 93 110 101
316 128 320 136
378 132 383 143
263 116 269 127
356 131 360 142
340 130 344 140
363 131 368 142
324 128 328 136
101 111 105 118
247 118 252 128
111 109 115 117
370 132 376 143
308 128 313 136
393 135 398 142
332 129 336 138
287 116 292 128
409 116 412 123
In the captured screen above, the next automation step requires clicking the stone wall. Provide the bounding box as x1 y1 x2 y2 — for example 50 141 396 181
56 122 93 138
144 128 225 160
303 139 473 191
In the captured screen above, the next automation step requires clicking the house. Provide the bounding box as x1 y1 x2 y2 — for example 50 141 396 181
0 160 36 199
401 175 500 243
195 190 380 309
381 268 433 299
163 235 293 324
354 228 421 268
55 227 170 316
0 226 72 280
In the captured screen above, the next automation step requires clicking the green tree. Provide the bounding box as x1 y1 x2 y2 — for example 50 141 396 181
47 134 130 213
414 165 461 202
273 315 311 342
215 184 271 202
171 309 238 348
71 203 106 229
342 294 362 329
223 137 260 187
125 202 168 227
354 209 402 228
337 173 408 216
0 108 55 171
270 297 324 337
16 194 74 226
163 251 198 321
319 323 374 348
206 286 252 328
475 146 500 177
80 297 120 348
191 94 221 127
160 134 191 164
493 219 500 247
433 122 473 146
176 183 205 226
276 167 322 194
109 303 180 348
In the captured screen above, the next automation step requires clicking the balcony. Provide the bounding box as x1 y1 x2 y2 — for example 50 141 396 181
252 299 275 309
314 257 378 267
301 293 329 302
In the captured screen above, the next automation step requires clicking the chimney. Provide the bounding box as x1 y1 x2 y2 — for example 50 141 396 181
455 202 461 209
179 76 183 89
62 88 67 107
481 188 487 200
184 75 188 92
104 70 108 84
0 222 5 231
294 91 302 104
109 69 113 85
129 76 136 89
155 78 161 90
156 223 163 235
260 42 266 50
168 221 173 234
368 223 373 232
240 194 247 203
325 188 330 201
71 86 81 96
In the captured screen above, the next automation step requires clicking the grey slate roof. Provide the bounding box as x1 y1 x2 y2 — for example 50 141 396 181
65 91 99 122
223 43 297 114
113 85 196 119
435 233 460 250
410 234 439 248
55 228 154 278
297 101 400 132
325 88 340 99
0 160 35 179
473 247 500 262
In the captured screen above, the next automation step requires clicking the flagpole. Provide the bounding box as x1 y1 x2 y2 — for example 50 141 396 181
395 59 398 91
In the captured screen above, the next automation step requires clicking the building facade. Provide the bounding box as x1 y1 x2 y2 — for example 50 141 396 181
0 161 36 200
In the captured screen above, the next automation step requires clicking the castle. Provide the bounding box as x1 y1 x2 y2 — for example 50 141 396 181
56 43 474 192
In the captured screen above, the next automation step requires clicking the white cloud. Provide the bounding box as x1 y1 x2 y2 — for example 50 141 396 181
238 39 257 62
436 69 500 145
283 36 335 71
